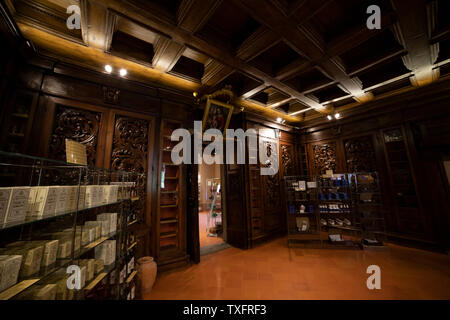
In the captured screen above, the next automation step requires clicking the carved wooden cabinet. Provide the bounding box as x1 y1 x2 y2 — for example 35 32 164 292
24 96 155 257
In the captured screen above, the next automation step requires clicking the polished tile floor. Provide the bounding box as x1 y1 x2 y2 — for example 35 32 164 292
143 237 450 300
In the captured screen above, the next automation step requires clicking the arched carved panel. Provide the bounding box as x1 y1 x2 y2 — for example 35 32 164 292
312 142 337 174
49 106 101 166
344 135 376 172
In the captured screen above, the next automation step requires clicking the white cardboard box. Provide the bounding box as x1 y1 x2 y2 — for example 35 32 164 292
97 213 117 234
104 185 119 204
4 187 31 225
95 240 116 266
97 186 105 205
0 255 23 292
66 186 78 212
0 187 12 226
77 186 86 210
55 186 69 215
33 186 58 218
85 186 97 208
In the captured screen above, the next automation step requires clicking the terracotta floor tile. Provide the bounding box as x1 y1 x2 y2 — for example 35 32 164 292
144 237 450 300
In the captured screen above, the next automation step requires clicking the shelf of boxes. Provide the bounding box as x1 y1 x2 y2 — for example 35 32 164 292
0 151 140 300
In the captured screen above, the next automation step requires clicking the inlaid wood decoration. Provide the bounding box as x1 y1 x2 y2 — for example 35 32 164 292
344 135 376 172
49 106 101 166
312 143 337 174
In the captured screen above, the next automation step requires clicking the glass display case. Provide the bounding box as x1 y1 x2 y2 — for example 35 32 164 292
0 151 141 300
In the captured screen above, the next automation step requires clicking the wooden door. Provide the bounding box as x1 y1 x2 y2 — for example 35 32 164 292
224 163 248 249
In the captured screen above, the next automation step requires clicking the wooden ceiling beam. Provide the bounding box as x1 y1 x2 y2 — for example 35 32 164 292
177 0 222 34
202 59 234 87
236 26 279 61
275 58 313 81
152 36 185 72
104 0 326 113
83 0 109 51
326 11 397 57
391 0 440 87
347 48 407 77
239 0 373 103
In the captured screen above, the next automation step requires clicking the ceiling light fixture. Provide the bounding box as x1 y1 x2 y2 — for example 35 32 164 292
105 65 112 73
334 113 341 119
276 117 283 123
119 68 127 77
327 115 333 120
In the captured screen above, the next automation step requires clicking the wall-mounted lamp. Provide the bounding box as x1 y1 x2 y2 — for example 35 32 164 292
105 65 112 73
327 113 342 120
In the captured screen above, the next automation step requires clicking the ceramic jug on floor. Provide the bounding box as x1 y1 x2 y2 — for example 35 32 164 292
137 257 157 295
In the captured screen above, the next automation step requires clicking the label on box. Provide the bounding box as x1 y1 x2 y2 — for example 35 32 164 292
55 187 68 215
5 188 30 224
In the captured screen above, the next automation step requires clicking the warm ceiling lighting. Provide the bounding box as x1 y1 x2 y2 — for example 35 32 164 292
334 113 341 119
105 65 112 73
276 117 282 123
119 68 127 77
193 91 198 97
327 115 333 120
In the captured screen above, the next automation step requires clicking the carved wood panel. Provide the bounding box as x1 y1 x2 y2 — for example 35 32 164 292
49 105 102 166
111 116 150 219
280 143 295 177
344 135 376 172
312 142 337 174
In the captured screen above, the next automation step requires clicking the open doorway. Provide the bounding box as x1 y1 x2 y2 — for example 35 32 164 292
198 163 227 251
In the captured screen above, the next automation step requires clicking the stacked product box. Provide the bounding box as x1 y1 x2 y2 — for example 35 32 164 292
49 233 77 258
104 185 119 204
0 255 23 292
97 213 118 234
0 243 44 278
85 221 105 238
79 259 95 282
0 188 12 227
54 186 69 215
6 240 59 268
93 259 104 274
0 187 31 226
33 186 59 218
43 269 72 300
95 240 116 266
85 185 100 208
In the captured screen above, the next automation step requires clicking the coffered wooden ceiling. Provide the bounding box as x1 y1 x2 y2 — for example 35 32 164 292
5 0 450 123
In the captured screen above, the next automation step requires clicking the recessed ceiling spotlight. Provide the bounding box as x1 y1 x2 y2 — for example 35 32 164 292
327 115 333 120
119 68 127 77
105 65 112 73
193 91 198 97
334 113 341 119
276 117 283 123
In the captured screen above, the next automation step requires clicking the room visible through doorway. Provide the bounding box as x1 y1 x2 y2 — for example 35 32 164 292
198 162 226 252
